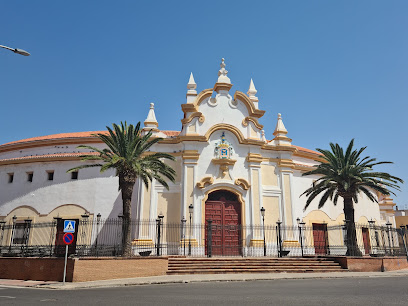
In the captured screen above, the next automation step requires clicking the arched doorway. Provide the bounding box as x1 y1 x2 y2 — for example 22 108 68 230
205 190 242 256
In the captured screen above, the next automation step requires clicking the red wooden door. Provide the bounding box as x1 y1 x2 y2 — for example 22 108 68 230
362 227 371 255
205 201 223 255
313 223 327 255
205 191 241 256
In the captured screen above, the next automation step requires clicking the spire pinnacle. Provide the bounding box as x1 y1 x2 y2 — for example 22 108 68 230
272 113 291 146
144 103 158 128
217 58 231 84
187 72 197 91
186 72 197 102
247 78 259 105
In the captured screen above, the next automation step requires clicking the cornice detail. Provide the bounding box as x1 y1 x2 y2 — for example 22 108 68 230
246 153 263 163
181 89 265 121
233 91 265 119
234 178 250 190
196 176 214 189
242 117 264 130
181 112 205 124
182 150 200 160
278 158 295 169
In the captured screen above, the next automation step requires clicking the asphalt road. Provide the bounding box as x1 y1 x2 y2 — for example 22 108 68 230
0 276 407 305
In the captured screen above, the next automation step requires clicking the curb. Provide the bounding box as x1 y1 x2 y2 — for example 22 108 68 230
32 270 408 290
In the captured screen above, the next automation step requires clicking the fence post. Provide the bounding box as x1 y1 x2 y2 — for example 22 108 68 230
207 219 212 258
50 217 60 257
156 218 161 256
0 221 5 254
181 217 186 256
323 222 330 255
277 220 282 258
95 214 101 257
299 221 305 257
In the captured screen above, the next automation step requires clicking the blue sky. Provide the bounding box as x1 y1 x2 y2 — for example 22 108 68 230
1 1 407 206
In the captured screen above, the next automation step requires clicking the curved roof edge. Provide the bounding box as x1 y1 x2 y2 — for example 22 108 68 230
0 130 321 158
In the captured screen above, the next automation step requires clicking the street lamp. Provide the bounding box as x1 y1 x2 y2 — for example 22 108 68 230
188 204 193 256
260 207 266 256
297 218 305 257
0 44 30 56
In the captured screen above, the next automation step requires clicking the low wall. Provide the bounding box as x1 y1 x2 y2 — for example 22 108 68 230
72 257 168 282
0 257 75 282
0 257 169 282
334 256 408 272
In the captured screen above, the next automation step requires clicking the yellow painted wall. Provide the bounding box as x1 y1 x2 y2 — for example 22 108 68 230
4 204 88 223
157 192 181 224
283 174 293 226
261 164 278 186
166 158 182 183
142 185 151 220
0 204 91 247
251 169 260 225
262 196 280 226
185 166 194 217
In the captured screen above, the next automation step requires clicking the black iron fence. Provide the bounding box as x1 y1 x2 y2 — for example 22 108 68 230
0 218 407 258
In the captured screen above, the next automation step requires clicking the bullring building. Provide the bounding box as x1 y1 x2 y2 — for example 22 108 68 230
0 59 397 255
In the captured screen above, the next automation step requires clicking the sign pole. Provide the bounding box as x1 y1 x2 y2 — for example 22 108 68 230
63 244 68 285
62 220 76 285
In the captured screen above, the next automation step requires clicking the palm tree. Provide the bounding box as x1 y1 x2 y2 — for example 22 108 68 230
301 139 403 256
68 122 176 256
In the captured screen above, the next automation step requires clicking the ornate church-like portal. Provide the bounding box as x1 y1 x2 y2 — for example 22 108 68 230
205 190 242 256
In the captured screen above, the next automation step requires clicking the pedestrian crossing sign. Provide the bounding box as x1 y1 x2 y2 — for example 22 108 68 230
63 220 76 233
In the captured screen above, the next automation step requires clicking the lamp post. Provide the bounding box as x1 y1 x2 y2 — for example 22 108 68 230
157 213 164 256
276 220 282 257
297 218 305 257
0 44 30 56
260 207 266 256
95 213 101 256
386 222 393 255
188 204 193 256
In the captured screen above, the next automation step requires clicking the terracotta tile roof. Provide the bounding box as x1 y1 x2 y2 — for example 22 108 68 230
0 152 98 163
292 145 321 155
1 130 181 146
1 131 105 146
162 131 180 137
1 130 320 157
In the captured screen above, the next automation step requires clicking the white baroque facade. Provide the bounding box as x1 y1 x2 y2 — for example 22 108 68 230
0 59 396 249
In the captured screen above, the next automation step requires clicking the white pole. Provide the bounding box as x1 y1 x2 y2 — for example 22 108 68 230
63 244 68 285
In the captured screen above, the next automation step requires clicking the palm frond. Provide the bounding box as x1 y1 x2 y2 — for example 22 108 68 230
302 139 403 212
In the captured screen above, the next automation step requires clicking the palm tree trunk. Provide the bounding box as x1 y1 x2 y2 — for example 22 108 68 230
119 174 135 257
343 197 362 256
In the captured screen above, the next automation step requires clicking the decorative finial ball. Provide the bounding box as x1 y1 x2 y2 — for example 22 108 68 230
150 103 154 108
278 113 282 119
